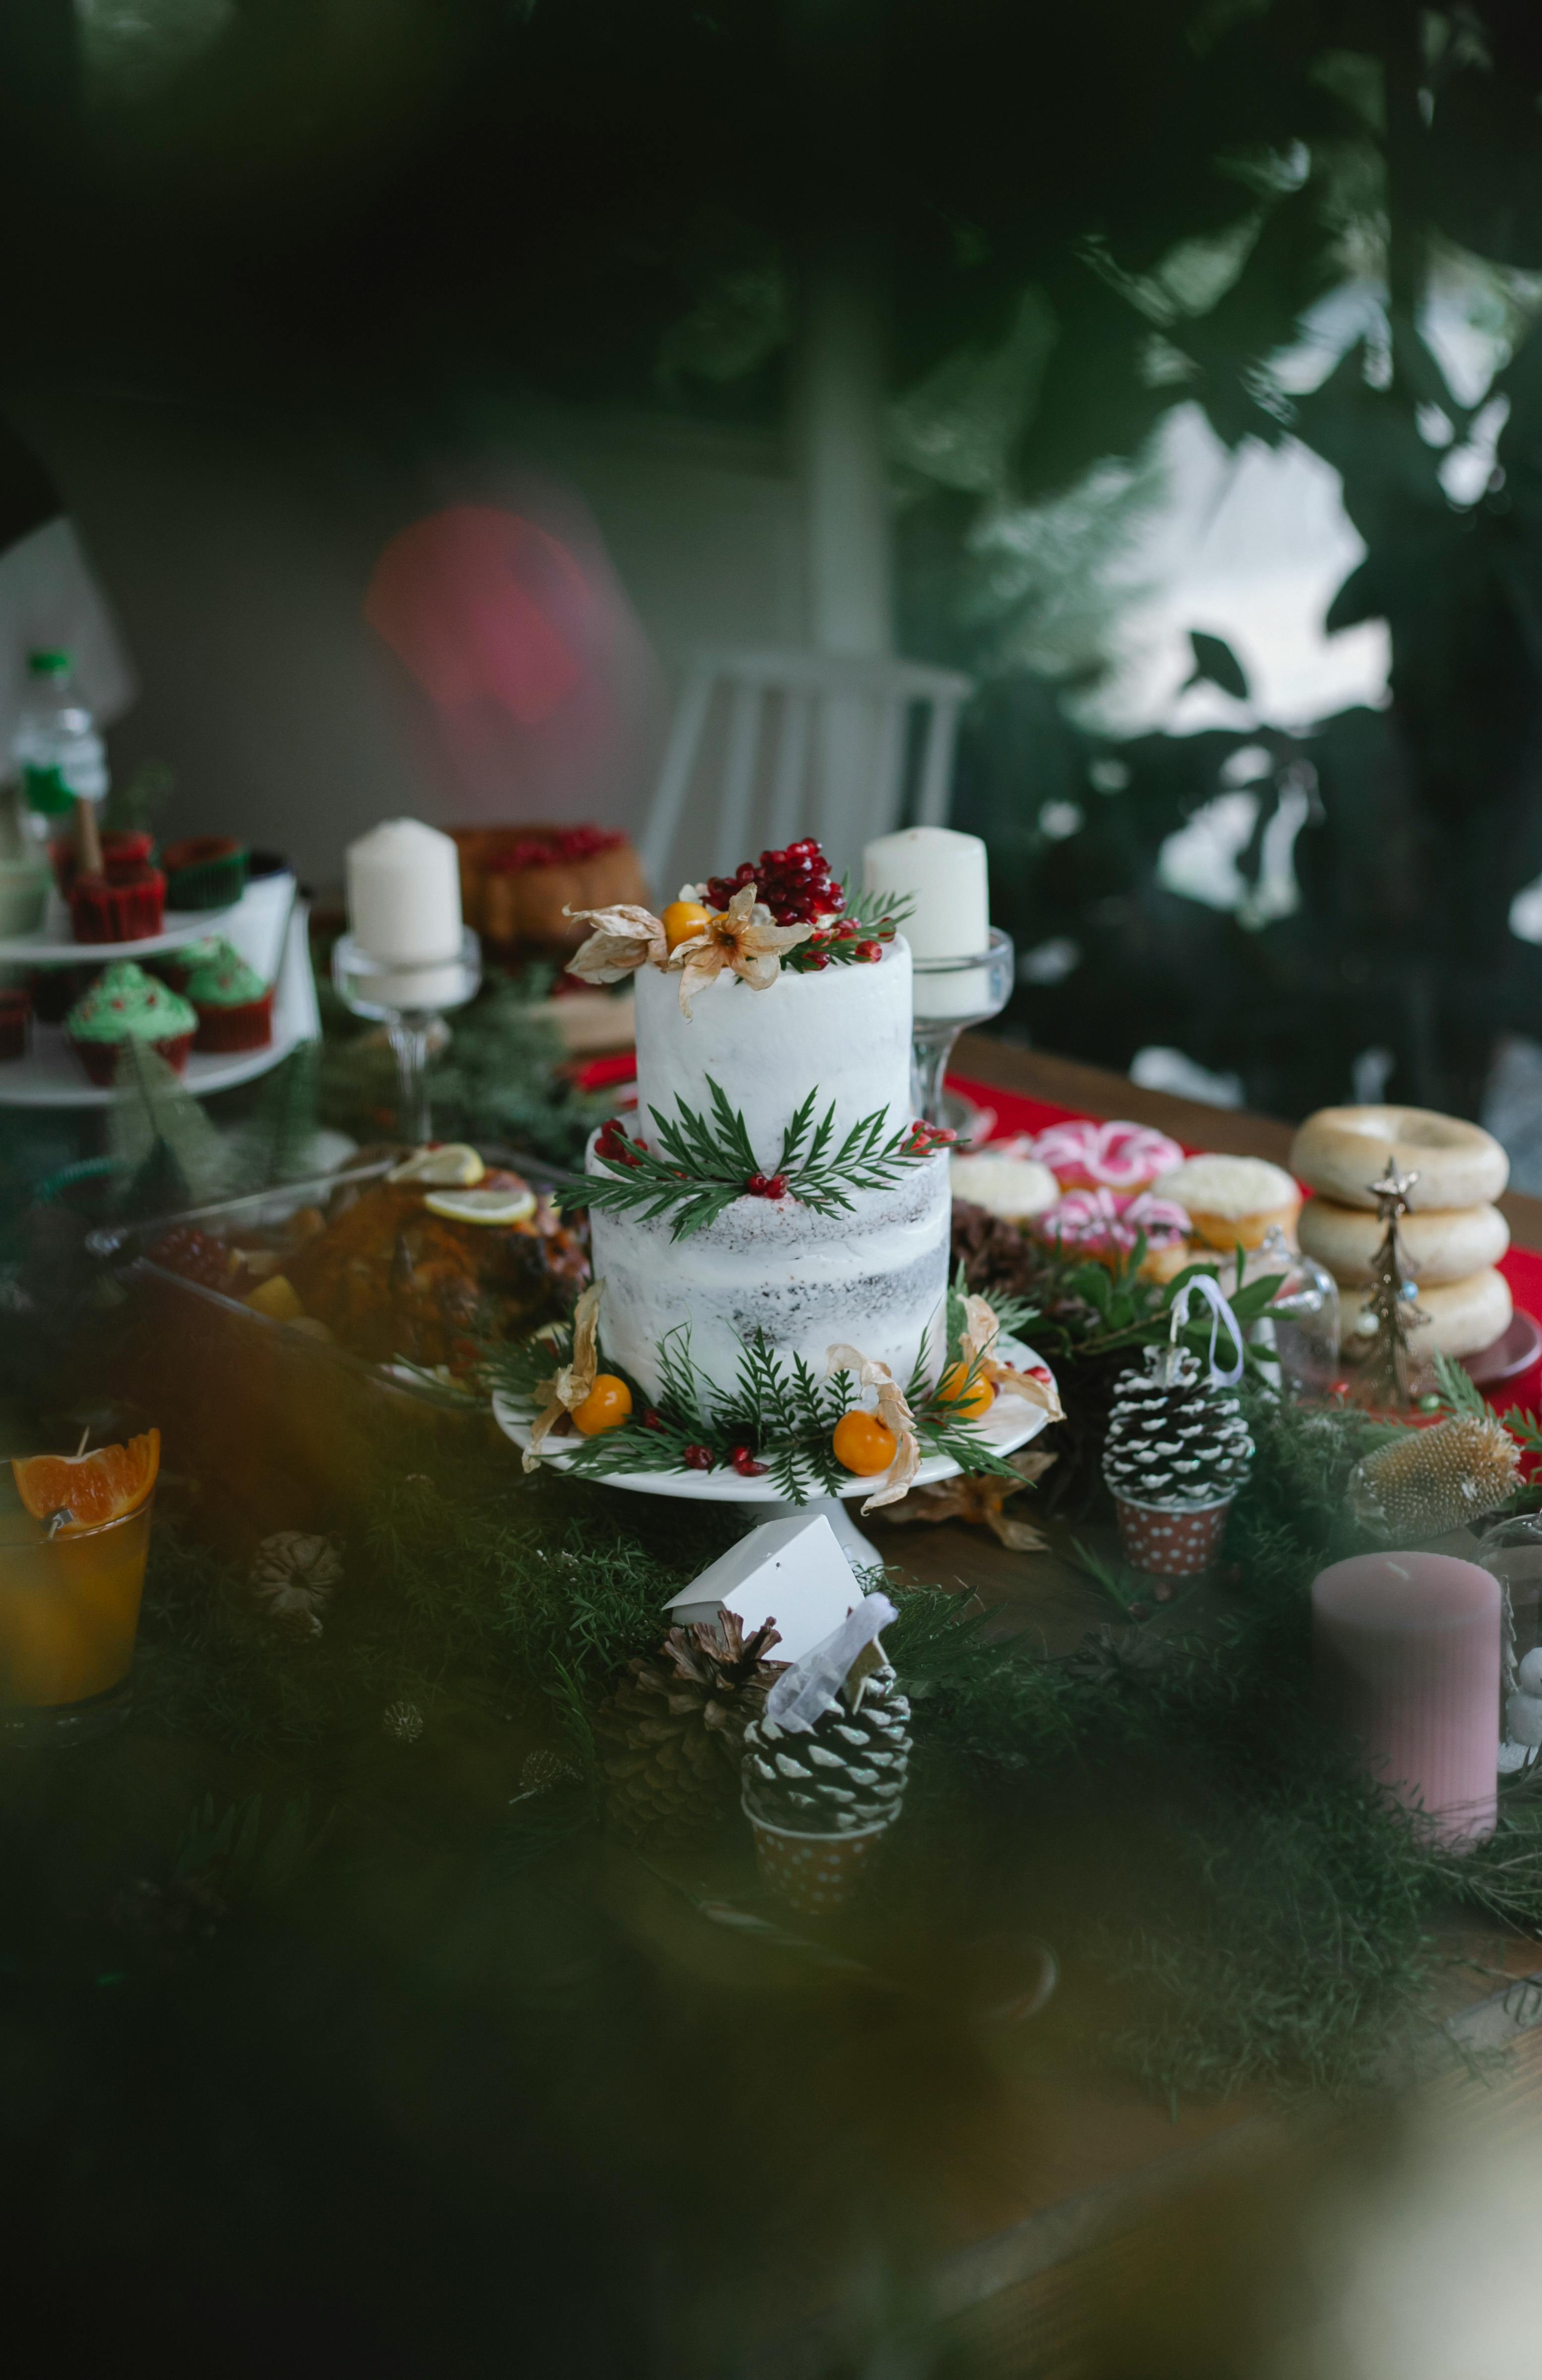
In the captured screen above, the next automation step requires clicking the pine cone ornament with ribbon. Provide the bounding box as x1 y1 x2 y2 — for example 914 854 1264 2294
594 1611 785 1843
741 1662 911 1836
1102 1276 1255 1577
1102 1345 1254 1509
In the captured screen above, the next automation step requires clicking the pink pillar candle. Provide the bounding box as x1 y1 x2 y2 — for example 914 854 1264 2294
1312 1552 1500 1849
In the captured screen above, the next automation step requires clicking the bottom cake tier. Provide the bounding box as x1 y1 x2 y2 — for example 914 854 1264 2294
586 1153 952 1402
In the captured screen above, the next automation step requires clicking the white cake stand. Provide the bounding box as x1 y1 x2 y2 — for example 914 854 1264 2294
492 1334 1057 1569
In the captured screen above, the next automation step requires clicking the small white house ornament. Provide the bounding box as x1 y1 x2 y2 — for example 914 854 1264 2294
663 1513 860 1665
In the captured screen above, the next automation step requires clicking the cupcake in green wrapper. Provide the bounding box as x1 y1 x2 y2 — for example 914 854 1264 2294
185 943 273 1052
67 960 196 1084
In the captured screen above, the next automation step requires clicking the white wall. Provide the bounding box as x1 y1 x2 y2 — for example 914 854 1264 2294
4 382 810 888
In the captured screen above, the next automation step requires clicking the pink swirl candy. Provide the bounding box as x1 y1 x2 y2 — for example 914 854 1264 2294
1029 1118 1185 1191
1036 1187 1191 1254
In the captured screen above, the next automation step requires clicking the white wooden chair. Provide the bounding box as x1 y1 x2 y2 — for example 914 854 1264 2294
638 646 973 895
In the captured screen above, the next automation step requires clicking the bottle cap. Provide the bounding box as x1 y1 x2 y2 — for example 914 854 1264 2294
27 649 70 676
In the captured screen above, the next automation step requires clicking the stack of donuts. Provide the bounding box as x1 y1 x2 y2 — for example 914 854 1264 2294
1289 1105 1513 1358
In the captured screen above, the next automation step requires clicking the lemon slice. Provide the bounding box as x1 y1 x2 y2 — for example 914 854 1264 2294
424 1183 537 1226
387 1144 486 1187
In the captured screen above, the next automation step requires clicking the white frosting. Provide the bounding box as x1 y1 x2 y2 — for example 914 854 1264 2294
632 936 914 1157
589 1152 951 1404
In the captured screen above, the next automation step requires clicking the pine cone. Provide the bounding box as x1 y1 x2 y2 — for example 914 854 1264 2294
952 1199 1044 1306
594 1612 784 1844
741 1665 911 1835
1102 1344 1254 1508
1349 1413 1520 1540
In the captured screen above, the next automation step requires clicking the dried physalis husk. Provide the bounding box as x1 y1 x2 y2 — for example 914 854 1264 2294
1348 1413 1521 1541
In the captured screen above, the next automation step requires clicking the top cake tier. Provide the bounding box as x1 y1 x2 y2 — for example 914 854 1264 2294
632 935 914 1152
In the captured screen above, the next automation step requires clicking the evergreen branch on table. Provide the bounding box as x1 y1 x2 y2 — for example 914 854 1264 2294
556 1077 942 1241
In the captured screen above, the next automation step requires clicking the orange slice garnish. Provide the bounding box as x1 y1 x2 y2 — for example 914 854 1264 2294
12 1429 161 1534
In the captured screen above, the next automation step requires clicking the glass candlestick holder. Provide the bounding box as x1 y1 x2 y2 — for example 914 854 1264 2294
332 927 481 1146
909 927 1015 1129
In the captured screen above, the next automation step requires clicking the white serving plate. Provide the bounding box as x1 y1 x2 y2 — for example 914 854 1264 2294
0 886 319 1107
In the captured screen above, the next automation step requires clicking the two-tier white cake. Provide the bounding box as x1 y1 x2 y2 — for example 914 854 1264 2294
587 934 950 1401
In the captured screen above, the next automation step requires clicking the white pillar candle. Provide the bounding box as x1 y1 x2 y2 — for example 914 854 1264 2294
346 819 463 965
864 826 990 1020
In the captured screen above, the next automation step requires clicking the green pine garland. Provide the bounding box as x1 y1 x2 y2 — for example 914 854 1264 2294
486 1279 1030 1503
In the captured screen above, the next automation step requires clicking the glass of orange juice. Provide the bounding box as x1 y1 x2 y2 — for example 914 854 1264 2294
0 1490 155 1745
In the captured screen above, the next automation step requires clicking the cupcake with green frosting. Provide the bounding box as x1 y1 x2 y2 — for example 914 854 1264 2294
185 943 273 1052
67 960 196 1084
157 931 229 994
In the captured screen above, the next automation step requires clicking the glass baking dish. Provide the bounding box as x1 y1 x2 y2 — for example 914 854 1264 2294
86 1151 574 1509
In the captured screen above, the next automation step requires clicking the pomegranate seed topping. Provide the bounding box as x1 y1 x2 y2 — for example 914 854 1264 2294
683 1443 715 1471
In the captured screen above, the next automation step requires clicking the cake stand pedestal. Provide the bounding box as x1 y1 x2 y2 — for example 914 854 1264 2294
332 928 481 1145
491 1336 1056 1573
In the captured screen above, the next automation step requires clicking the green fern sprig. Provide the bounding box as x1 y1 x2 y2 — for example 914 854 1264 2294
556 1076 940 1241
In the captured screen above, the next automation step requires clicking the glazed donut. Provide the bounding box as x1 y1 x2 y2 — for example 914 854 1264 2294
1340 1266 1513 1359
1034 1187 1192 1282
1299 1197 1510 1287
1289 1106 1508 1213
1150 1155 1301 1252
1029 1117 1185 1192
949 1153 1060 1222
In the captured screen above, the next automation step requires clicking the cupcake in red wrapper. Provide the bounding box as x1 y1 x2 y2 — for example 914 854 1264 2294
51 829 154 897
184 941 274 1052
70 866 166 944
66 960 196 1084
159 836 247 910
0 985 31 1061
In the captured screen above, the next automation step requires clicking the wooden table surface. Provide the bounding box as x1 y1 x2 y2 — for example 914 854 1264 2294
798 1037 1542 2379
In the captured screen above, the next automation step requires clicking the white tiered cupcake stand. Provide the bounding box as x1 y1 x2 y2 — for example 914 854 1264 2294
0 871 319 1109
492 1334 1057 1568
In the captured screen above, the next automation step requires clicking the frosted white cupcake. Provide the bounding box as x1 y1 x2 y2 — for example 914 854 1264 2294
1151 1154 1301 1252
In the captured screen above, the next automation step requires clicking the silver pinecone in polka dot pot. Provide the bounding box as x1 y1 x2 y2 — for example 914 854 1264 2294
741 1638 910 1918
1103 1342 1254 1578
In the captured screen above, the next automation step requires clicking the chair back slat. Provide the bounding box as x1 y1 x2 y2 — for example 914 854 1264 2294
639 648 972 896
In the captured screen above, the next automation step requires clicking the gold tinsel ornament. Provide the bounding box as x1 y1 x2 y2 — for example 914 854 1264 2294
1348 1413 1521 1541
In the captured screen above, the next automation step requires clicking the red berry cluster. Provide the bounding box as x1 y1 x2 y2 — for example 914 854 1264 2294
905 1120 958 1155
595 1118 644 1169
730 1445 767 1477
147 1225 232 1291
744 1172 788 1200
705 837 843 927
683 1443 715 1471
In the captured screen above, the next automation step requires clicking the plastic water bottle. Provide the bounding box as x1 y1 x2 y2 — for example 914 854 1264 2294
14 649 108 824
